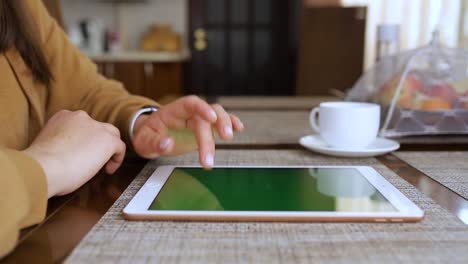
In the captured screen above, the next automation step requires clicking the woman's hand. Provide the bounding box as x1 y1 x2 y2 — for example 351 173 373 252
23 110 126 198
132 96 244 168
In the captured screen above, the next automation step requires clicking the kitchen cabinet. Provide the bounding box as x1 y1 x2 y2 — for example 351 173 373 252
92 51 190 103
96 62 183 102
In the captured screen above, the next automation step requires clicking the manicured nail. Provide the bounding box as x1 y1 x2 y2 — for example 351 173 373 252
159 137 171 150
224 126 233 136
209 110 217 121
205 153 214 167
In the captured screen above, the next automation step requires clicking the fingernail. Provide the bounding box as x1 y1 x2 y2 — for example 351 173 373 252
209 110 217 121
239 121 244 130
159 137 171 150
205 153 214 167
224 126 233 136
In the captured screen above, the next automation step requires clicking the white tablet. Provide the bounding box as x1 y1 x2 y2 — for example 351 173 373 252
123 166 424 222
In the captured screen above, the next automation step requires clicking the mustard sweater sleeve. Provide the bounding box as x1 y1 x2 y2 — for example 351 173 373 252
0 148 47 258
26 0 159 145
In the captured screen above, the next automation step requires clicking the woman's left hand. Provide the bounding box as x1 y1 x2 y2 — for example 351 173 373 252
132 96 244 168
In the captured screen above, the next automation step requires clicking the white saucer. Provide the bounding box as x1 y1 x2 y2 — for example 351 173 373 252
299 135 400 158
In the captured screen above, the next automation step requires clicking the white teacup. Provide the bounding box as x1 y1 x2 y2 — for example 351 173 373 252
310 102 380 149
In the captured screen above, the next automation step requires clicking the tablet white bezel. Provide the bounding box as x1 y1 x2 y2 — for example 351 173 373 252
123 166 424 222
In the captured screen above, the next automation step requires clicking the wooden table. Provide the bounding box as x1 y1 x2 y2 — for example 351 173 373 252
215 110 312 148
218 110 468 150
3 96 468 263
217 96 339 111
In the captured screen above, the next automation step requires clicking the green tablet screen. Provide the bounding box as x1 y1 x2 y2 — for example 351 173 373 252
149 168 396 212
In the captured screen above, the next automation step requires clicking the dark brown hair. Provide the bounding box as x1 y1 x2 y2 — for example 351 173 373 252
0 0 53 86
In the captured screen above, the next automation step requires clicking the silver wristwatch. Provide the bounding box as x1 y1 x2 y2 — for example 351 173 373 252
129 105 159 142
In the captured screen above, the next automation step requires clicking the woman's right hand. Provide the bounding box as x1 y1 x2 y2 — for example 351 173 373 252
23 110 126 198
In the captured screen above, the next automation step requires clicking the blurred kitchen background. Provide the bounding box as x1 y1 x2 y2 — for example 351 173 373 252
43 0 467 103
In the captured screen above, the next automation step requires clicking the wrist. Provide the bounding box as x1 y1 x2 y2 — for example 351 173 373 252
129 106 159 142
23 147 58 198
133 115 150 138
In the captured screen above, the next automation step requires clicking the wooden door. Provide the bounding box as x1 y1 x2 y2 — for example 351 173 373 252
187 0 298 96
296 7 366 95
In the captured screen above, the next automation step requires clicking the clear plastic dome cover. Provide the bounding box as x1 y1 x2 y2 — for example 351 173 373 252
346 35 468 137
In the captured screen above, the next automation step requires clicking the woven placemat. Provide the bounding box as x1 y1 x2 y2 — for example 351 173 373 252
66 150 468 264
394 151 468 200
216 111 312 145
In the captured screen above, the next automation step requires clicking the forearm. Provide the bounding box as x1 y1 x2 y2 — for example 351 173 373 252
73 77 158 145
29 0 158 145
0 149 48 257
